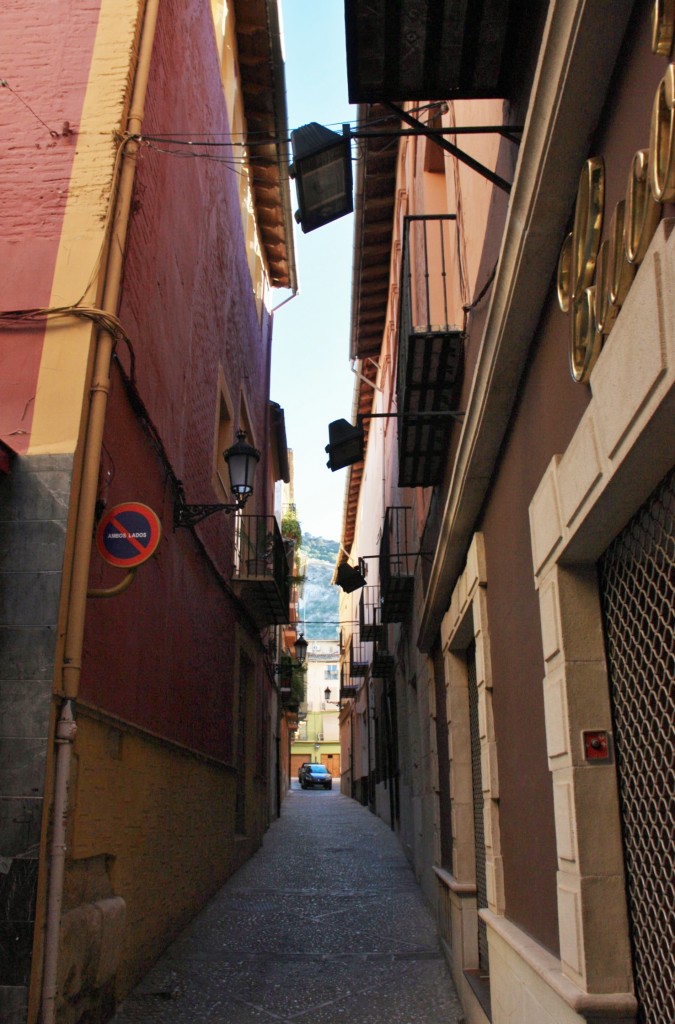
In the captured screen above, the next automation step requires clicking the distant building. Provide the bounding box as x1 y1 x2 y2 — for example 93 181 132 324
276 451 306 796
291 639 341 781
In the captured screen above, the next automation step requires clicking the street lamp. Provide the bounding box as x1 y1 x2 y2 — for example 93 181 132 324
290 123 353 233
291 112 517 225
324 687 341 706
325 410 464 472
276 632 308 685
174 431 260 528
325 418 364 471
293 632 308 667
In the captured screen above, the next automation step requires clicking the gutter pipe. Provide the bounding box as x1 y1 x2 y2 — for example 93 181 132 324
337 116 366 561
40 2 160 1020
348 104 367 363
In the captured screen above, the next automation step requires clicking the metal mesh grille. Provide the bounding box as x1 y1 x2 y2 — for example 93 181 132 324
598 467 675 1024
467 643 489 974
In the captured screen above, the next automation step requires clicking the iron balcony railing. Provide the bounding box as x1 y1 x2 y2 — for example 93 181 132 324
398 214 464 487
359 585 384 643
340 663 359 702
380 506 415 622
349 632 370 677
231 515 290 626
372 624 394 679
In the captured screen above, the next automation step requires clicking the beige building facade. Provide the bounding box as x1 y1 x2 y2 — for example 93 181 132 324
336 2 673 1023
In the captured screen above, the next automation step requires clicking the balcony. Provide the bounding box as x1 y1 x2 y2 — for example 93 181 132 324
380 507 414 623
372 627 394 679
397 216 464 488
284 711 299 731
231 515 290 626
349 633 370 678
359 586 384 643
344 0 525 103
339 664 359 703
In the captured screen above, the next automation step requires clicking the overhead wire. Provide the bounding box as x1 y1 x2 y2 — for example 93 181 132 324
131 99 445 151
1 78 61 137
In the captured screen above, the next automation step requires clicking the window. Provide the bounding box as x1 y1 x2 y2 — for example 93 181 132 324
238 391 257 452
423 112 446 174
213 369 234 499
435 533 502 1010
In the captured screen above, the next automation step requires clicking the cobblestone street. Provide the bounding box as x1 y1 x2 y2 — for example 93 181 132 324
111 786 464 1024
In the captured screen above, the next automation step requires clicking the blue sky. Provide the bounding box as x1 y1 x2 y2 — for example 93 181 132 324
271 0 356 542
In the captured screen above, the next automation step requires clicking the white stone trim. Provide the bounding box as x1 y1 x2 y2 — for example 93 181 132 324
484 911 637 1024
436 530 504 1019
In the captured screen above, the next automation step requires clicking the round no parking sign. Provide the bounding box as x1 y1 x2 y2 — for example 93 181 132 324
96 502 162 568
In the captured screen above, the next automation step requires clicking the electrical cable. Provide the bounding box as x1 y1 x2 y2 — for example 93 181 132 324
128 100 446 151
1 78 61 136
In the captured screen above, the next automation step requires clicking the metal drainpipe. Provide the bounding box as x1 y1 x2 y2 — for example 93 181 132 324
350 708 355 800
39 703 77 1024
366 678 372 809
40 2 160 1020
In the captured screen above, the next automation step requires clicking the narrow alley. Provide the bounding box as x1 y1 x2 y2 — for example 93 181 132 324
110 787 465 1024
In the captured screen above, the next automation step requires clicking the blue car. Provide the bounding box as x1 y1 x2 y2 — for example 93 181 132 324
299 763 333 789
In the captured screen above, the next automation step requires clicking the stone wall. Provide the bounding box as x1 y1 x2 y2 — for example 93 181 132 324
0 454 73 1023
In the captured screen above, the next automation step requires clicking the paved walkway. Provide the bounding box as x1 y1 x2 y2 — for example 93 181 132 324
111 785 464 1024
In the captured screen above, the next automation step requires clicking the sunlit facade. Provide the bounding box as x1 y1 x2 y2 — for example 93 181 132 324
0 1 295 1021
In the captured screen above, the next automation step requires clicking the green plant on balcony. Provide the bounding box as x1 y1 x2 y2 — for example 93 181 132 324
281 511 302 549
290 664 306 706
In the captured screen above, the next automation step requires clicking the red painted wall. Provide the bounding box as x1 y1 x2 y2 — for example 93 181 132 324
81 0 273 761
117 0 272 526
84 372 240 759
0 1 101 451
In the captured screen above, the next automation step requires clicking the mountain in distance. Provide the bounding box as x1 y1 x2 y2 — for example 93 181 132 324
300 533 339 640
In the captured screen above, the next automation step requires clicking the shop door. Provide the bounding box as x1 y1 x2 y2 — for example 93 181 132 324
598 468 674 1024
291 754 308 777
322 752 340 777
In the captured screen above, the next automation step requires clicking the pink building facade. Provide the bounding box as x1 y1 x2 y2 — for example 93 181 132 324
0 1 296 1021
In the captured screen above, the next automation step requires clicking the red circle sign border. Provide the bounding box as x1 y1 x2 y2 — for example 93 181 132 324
96 502 162 568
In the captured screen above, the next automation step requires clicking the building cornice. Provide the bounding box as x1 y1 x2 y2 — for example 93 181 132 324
233 0 297 292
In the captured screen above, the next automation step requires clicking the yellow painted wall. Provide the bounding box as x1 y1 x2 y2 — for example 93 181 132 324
67 710 264 998
29 0 143 455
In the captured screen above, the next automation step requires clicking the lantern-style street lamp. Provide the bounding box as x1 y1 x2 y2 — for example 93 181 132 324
174 431 260 528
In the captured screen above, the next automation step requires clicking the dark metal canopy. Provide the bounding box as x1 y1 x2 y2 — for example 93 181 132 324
344 0 523 103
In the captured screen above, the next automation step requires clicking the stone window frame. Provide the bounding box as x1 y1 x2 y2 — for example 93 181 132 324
212 367 235 500
527 221 674 1012
435 533 504 993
